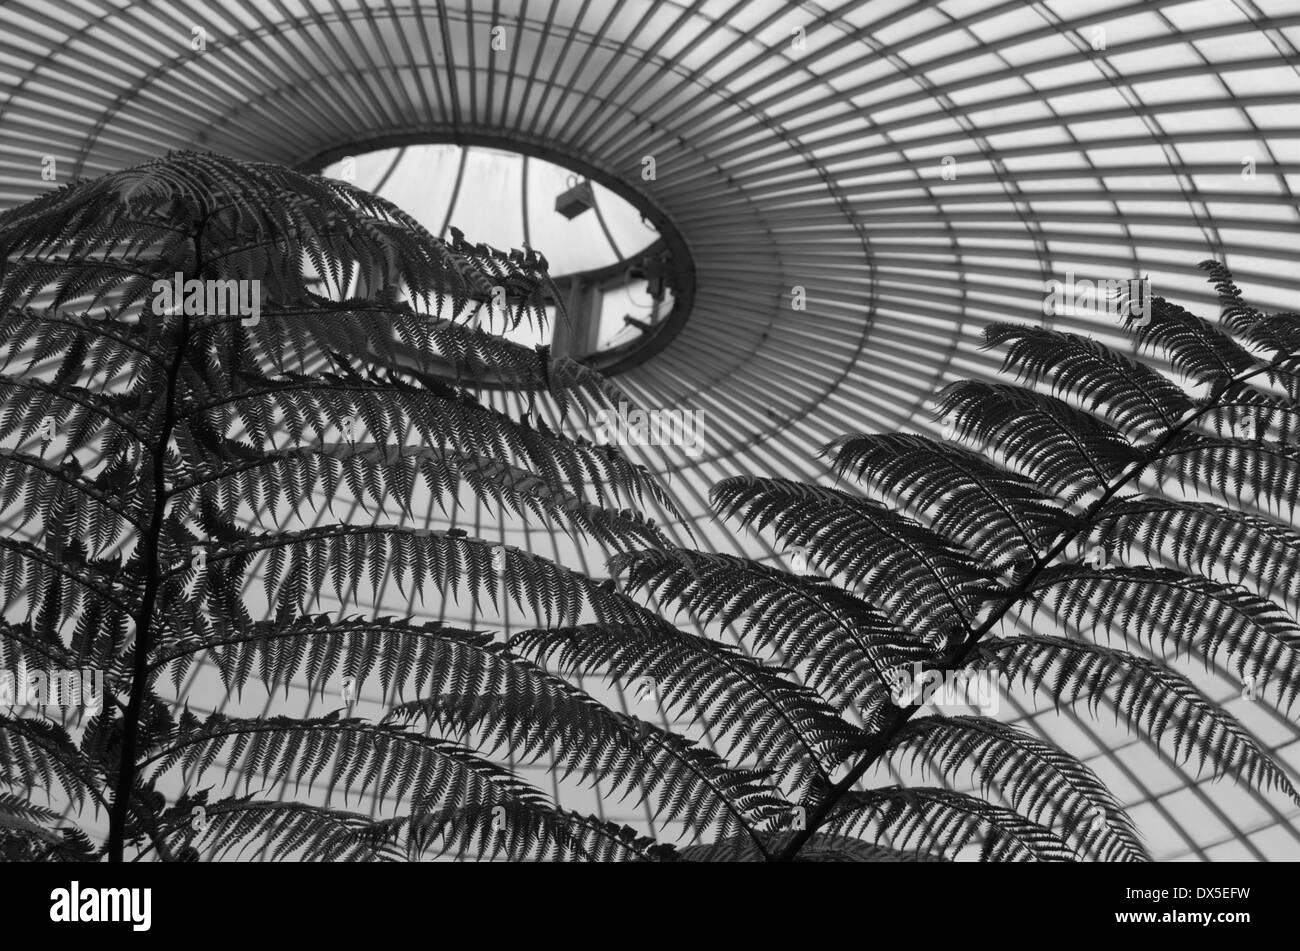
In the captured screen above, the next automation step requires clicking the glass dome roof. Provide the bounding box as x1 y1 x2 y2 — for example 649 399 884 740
1 0 1298 860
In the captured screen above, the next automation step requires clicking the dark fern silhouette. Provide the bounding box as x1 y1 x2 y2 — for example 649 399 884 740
2 152 1297 862
0 151 695 862
598 262 1300 861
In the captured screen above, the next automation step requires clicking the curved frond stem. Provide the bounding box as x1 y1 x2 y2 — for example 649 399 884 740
0 536 136 615
5 307 166 367
0 375 152 448
0 449 145 531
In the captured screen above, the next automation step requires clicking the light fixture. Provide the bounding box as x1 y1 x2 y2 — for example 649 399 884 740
554 174 594 219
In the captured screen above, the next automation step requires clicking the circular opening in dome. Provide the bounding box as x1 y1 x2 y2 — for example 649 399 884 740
313 140 694 375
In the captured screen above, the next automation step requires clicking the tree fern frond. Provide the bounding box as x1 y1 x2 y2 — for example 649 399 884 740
0 714 105 810
530 810 677 862
0 788 97 860
0 789 63 842
150 614 491 700
173 441 670 550
710 476 988 638
1129 296 1259 386
384 326 636 422
1155 433 1300 516
610 548 924 707
825 434 1072 570
197 374 680 519
885 715 1146 861
0 535 134 626
827 786 1074 861
1092 498 1300 609
509 621 859 794
0 448 141 546
982 323 1193 440
1198 259 1300 357
1023 565 1300 714
0 619 120 694
173 797 397 862
144 712 550 818
1196 387 1300 447
448 452 673 551
197 526 650 629
0 375 150 452
980 634 1299 806
363 802 676 862
385 683 789 844
1200 260 1263 336
0 306 158 377
680 832 948 862
936 380 1142 502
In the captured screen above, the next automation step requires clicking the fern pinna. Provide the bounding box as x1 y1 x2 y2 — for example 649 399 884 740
602 262 1300 861
0 151 699 862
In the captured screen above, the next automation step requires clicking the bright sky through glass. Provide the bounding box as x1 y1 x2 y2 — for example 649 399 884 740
320 144 664 348
321 144 660 276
